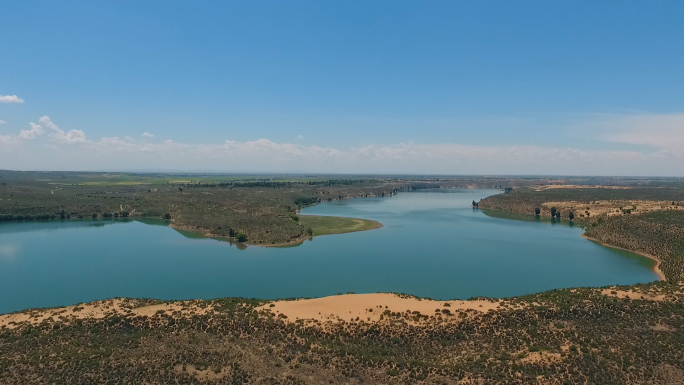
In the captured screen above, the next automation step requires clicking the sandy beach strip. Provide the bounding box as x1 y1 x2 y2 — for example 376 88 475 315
257 293 501 324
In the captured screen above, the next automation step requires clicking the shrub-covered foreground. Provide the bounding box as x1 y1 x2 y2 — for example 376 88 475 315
1 283 683 384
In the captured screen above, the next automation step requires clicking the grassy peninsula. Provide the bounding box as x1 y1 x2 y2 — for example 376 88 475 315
299 215 383 236
169 215 383 247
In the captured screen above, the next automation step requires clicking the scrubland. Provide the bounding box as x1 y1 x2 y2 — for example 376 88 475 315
2 171 684 384
1 283 683 384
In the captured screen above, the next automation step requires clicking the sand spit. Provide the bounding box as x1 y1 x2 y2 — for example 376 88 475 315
257 293 501 324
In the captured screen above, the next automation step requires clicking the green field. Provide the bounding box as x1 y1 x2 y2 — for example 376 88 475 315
299 215 383 237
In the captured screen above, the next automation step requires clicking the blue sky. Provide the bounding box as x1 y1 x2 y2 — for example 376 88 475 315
1 1 683 174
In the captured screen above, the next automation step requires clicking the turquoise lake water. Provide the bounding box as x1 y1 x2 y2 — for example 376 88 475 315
0 189 658 314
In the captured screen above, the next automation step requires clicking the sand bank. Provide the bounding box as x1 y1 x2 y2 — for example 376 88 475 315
257 293 501 324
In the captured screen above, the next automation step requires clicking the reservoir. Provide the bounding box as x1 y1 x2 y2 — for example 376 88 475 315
0 189 659 314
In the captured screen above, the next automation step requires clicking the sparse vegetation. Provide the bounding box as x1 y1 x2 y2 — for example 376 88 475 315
0 283 683 384
2 172 684 384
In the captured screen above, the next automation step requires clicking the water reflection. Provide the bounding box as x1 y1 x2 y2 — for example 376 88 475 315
0 189 659 314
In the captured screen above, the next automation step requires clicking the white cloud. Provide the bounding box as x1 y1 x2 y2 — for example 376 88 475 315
18 122 44 140
0 120 6 125
599 113 684 156
38 116 58 130
0 134 13 145
37 116 88 144
12 116 88 144
142 132 154 138
36 136 658 174
55 129 88 144
297 134 304 139
0 95 25 103
1 114 683 175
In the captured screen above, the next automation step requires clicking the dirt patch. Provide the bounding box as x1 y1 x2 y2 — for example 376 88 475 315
173 364 228 382
132 303 214 317
0 299 215 330
600 288 666 301
519 351 563 365
0 299 128 329
651 323 677 332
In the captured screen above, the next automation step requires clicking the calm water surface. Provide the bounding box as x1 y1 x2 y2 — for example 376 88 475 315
0 189 658 314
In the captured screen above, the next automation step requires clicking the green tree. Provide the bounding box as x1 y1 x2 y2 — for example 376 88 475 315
164 213 171 219
236 233 248 242
568 212 575 221
307 228 313 236
550 207 557 217
534 207 541 215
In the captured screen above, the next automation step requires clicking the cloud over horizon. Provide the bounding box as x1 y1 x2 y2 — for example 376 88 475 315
14 116 87 144
0 115 682 176
600 113 684 157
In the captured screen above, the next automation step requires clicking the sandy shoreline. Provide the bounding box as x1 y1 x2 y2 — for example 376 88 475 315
581 233 666 281
257 293 502 324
